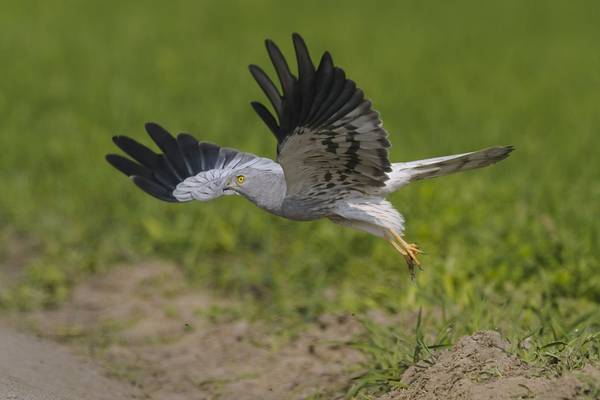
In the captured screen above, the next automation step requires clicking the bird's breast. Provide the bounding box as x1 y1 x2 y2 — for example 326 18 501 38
279 197 330 221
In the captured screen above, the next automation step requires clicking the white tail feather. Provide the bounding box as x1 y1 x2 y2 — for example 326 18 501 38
384 146 514 193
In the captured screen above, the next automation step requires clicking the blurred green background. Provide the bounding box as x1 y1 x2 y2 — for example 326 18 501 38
1 0 599 365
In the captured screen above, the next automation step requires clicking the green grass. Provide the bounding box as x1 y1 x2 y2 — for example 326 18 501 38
1 0 599 396
348 302 600 396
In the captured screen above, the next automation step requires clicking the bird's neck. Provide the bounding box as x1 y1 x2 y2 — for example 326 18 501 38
244 172 287 216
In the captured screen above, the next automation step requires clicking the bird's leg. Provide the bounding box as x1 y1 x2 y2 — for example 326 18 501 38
391 230 422 262
385 229 422 278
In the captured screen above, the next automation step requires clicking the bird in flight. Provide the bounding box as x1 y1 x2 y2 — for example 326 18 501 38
106 33 513 277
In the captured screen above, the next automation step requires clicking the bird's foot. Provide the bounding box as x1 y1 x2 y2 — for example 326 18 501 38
386 230 422 279
404 242 423 261
402 244 422 280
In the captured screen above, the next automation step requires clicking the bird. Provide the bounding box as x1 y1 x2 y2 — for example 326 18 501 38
106 33 513 277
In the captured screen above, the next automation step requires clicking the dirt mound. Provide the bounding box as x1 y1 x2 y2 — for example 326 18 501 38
380 330 600 400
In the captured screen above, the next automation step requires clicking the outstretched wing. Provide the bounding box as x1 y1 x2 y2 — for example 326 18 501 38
106 122 273 202
249 33 391 198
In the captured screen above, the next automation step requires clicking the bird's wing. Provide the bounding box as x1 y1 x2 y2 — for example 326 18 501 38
106 122 275 202
249 33 391 198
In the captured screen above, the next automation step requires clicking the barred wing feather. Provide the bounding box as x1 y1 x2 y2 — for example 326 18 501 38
250 33 392 199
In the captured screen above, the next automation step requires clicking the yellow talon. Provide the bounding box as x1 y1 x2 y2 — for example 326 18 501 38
408 243 423 254
386 229 422 278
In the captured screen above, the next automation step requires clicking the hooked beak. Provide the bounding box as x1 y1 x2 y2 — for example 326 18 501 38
223 176 241 195
222 185 239 195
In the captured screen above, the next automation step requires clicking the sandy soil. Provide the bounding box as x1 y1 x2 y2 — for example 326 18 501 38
17 263 365 400
3 263 599 399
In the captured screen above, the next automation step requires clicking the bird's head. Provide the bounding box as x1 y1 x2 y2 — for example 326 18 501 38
223 172 248 195
224 167 285 212
224 168 265 197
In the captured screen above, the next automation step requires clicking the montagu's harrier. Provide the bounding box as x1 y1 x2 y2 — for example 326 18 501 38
106 33 513 277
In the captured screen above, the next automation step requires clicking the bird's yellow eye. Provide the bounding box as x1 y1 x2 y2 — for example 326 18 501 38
236 175 245 185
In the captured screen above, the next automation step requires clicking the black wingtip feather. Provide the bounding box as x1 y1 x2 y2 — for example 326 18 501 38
310 68 346 126
265 39 295 96
249 64 283 117
314 78 356 126
131 176 177 202
144 122 188 179
321 51 334 67
292 33 315 76
252 36 382 139
106 153 153 180
292 33 316 122
198 142 221 171
144 121 160 133
112 135 160 168
251 101 280 138
305 52 335 124
176 133 201 175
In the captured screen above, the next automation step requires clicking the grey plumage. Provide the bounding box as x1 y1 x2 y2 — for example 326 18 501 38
106 33 514 275
383 146 515 194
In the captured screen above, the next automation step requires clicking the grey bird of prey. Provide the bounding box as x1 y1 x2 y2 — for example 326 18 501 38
106 33 513 276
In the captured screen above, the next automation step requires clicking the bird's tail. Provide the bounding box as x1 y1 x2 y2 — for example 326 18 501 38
384 146 514 193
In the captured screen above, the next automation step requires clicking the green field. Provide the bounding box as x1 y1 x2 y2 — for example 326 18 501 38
1 0 599 395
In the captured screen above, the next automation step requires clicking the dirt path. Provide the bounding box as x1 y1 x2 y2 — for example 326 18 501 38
0 323 139 400
17 263 365 400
